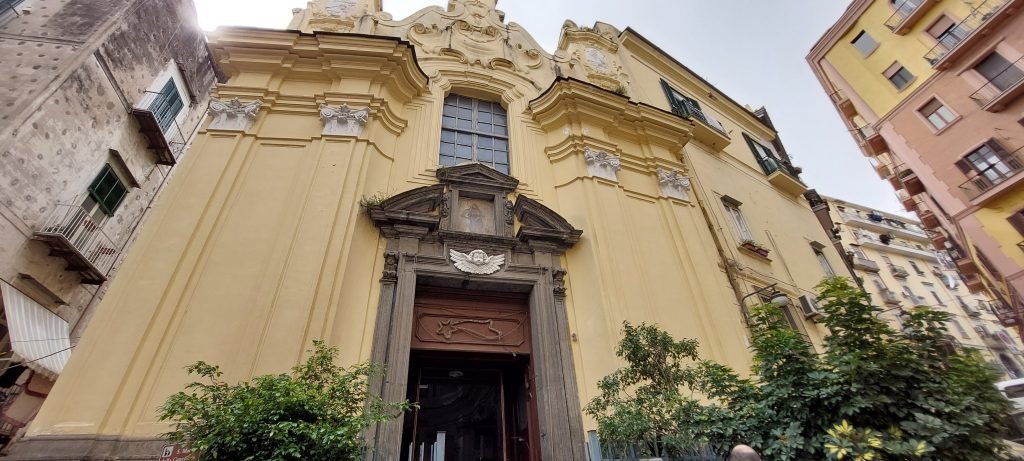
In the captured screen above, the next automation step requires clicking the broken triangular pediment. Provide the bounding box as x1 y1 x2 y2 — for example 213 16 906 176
514 196 582 248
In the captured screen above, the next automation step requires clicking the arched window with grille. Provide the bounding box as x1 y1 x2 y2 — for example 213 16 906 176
439 94 509 174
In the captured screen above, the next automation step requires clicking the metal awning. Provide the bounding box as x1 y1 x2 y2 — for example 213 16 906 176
0 283 71 380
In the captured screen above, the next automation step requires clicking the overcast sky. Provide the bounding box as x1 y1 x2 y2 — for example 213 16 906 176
194 0 906 216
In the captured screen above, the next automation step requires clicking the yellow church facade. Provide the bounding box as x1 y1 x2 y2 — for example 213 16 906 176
9 1 849 459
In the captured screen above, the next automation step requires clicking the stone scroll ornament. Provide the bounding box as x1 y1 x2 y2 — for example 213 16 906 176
319 103 370 136
584 147 621 181
207 98 262 131
449 249 505 275
657 168 691 200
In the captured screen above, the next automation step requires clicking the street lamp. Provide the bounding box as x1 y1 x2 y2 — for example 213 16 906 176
739 283 790 323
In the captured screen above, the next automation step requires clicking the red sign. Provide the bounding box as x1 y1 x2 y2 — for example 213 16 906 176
160 444 194 461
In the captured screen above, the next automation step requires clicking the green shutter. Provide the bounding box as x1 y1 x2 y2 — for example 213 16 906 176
150 80 184 132
88 165 128 216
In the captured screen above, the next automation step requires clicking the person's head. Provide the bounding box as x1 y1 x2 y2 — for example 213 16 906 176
729 445 761 461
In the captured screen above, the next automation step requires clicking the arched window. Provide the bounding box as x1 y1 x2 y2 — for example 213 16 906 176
440 94 509 174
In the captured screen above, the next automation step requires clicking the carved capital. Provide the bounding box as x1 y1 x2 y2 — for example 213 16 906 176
656 168 691 201
320 103 370 136
207 98 261 131
584 147 621 182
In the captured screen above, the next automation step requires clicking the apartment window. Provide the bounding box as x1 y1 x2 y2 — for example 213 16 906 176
440 94 509 174
951 319 970 339
974 51 1024 93
752 285 798 330
86 164 128 217
918 98 956 130
813 247 835 277
956 140 1021 186
742 133 782 176
722 198 753 242
851 31 879 56
881 255 893 264
909 260 924 275
850 245 868 259
884 63 915 90
150 79 184 133
929 289 944 306
1007 208 1024 237
927 14 967 48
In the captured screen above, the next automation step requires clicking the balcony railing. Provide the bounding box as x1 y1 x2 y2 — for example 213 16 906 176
885 0 929 33
32 204 119 284
755 154 801 181
852 256 881 272
669 96 727 135
970 55 1024 109
841 210 927 238
924 0 1013 66
958 148 1024 200
880 288 901 305
889 263 910 278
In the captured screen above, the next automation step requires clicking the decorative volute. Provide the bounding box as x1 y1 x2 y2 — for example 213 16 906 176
556 21 630 95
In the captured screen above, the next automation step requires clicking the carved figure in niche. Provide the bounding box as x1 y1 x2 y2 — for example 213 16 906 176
455 198 495 234
462 203 485 232
450 249 505 274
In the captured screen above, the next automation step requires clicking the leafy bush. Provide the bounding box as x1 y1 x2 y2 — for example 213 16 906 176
160 341 409 461
586 277 1012 460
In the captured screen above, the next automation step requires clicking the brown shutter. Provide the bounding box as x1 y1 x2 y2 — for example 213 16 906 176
927 15 955 39
954 157 973 174
1008 210 1024 237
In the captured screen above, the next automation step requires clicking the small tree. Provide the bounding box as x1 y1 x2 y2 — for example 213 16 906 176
587 277 1012 460
159 341 409 461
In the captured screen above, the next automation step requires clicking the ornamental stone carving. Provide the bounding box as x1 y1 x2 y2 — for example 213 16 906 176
584 147 621 182
207 98 261 131
320 103 370 136
657 168 691 201
449 249 505 274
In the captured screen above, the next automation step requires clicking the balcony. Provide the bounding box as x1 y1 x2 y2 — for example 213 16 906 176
31 204 119 284
852 256 881 272
853 124 888 156
970 56 1024 111
924 0 1018 69
890 263 911 279
965 273 986 293
884 0 937 34
880 288 902 306
856 230 938 260
918 208 940 229
755 155 808 196
958 148 1024 201
928 230 947 250
841 210 928 241
667 97 730 149
896 168 926 195
830 89 857 118
897 189 917 212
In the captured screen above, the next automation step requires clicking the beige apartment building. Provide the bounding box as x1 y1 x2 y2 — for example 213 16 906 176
0 0 217 448
829 197 1024 376
808 0 1024 337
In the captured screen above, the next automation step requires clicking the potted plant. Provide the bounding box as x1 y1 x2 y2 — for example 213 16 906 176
740 239 770 258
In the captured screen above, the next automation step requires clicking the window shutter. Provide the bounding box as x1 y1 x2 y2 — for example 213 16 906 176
150 80 184 133
1007 210 1024 237
954 157 972 174
87 165 128 216
927 15 955 39
660 79 682 114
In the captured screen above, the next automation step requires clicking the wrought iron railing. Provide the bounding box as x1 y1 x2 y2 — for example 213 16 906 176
35 204 119 275
830 88 849 104
755 153 802 182
840 210 927 237
924 0 1012 65
885 0 925 31
669 97 727 135
970 55 1024 107
958 148 1024 199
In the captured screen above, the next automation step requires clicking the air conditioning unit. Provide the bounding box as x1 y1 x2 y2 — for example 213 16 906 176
798 295 825 322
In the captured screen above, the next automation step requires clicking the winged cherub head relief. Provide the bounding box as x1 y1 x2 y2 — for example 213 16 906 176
449 249 505 275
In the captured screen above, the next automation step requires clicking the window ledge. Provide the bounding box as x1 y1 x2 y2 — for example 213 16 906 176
738 244 772 262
